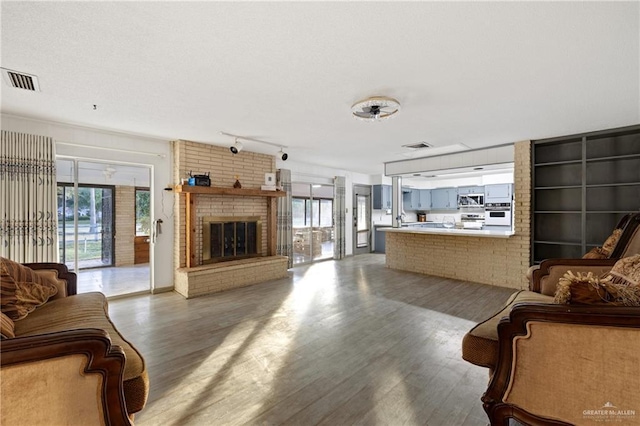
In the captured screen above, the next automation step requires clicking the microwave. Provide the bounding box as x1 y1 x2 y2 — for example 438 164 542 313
458 193 484 208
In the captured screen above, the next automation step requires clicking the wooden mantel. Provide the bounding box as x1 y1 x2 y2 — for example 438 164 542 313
175 185 285 268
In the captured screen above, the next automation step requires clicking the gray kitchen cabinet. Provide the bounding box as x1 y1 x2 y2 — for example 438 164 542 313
418 189 431 210
374 226 386 253
431 188 458 209
373 184 392 209
485 184 512 202
402 188 422 210
403 188 431 210
458 185 485 195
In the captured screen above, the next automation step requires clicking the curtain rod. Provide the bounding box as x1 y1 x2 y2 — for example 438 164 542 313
56 142 167 158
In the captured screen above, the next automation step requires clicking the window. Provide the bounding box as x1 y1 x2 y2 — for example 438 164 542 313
135 188 151 236
292 197 333 228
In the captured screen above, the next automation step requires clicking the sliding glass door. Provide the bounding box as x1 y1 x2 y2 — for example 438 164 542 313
56 158 152 297
292 183 334 265
57 183 115 269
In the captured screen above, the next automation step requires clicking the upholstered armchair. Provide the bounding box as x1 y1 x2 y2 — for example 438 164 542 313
463 251 640 425
530 213 640 294
482 304 640 425
526 212 640 286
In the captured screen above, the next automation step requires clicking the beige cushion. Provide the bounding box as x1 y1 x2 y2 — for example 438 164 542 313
0 258 58 321
462 290 554 369
14 292 148 414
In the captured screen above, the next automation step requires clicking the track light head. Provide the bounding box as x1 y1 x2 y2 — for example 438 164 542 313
230 139 243 154
278 148 288 161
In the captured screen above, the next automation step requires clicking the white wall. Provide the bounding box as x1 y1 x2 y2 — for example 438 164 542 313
1 114 174 292
278 159 373 256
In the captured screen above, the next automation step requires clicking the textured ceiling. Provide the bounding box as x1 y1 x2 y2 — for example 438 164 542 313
1 1 638 174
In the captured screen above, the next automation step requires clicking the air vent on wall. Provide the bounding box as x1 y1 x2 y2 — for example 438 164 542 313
1 68 41 91
402 142 433 149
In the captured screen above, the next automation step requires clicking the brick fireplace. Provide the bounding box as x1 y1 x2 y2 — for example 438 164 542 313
172 140 289 298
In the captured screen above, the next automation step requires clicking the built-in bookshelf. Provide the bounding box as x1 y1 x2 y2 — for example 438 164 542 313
532 125 640 263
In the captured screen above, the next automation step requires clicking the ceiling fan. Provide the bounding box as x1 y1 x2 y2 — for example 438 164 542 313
351 96 401 121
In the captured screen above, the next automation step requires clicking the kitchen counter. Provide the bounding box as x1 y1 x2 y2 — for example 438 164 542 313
379 225 514 238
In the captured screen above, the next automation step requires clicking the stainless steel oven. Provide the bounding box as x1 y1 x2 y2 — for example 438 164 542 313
485 202 512 226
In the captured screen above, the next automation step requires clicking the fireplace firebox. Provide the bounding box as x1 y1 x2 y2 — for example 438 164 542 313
202 216 262 263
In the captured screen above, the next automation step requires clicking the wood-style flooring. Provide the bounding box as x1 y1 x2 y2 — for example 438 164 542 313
108 254 516 425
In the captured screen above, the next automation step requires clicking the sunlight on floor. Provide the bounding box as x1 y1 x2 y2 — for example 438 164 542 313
77 264 150 297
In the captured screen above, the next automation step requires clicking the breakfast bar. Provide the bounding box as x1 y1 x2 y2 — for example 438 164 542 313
380 226 514 238
382 224 526 289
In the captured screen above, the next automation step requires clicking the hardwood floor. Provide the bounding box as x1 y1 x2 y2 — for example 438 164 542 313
108 254 516 425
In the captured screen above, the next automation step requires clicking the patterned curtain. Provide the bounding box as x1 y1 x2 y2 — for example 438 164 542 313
276 169 293 268
333 176 346 260
0 131 58 262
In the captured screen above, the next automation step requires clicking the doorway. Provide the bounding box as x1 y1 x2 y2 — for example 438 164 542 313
56 158 152 297
353 185 372 255
292 182 335 265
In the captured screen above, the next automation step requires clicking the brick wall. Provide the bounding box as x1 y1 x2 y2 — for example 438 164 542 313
385 141 531 289
115 185 135 266
172 139 276 267
175 257 289 298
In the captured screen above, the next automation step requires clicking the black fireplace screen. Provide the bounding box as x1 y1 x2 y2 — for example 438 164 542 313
203 217 261 263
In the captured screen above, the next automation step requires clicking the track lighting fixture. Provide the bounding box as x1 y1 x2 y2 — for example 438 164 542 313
222 132 289 160
278 148 288 161
230 138 243 154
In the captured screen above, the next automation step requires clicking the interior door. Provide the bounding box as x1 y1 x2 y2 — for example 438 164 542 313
353 185 372 255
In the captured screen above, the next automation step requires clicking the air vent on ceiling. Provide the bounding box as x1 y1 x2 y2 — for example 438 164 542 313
402 142 433 149
1 68 41 91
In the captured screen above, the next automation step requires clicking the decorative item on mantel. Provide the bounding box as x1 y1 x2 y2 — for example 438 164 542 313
262 172 277 191
233 175 242 189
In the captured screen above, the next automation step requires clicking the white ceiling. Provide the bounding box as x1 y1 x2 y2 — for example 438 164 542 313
1 2 638 175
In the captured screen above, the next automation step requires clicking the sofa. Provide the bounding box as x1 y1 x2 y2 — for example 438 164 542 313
462 253 640 424
0 258 148 425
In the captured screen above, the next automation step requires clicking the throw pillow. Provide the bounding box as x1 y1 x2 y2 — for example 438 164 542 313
1 311 15 339
555 259 640 307
582 247 608 259
554 271 614 305
0 257 58 321
602 254 640 286
601 228 623 257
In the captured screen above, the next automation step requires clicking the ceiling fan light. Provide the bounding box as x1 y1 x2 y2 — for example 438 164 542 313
351 96 401 122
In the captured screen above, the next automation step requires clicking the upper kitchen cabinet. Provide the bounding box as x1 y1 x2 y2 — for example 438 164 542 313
458 186 485 195
404 188 431 210
373 184 392 209
431 188 458 209
485 184 512 202
402 188 416 210
418 189 431 210
532 125 640 264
